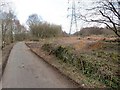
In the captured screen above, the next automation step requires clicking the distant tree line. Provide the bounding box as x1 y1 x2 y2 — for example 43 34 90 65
74 27 115 36
29 22 62 38
27 14 63 39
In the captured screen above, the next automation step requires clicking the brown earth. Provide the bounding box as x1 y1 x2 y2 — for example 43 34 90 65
25 35 119 88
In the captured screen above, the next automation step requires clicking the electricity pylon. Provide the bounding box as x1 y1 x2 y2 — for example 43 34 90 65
67 0 79 35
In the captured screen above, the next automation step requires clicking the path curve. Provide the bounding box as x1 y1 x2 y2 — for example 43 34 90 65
1 42 78 88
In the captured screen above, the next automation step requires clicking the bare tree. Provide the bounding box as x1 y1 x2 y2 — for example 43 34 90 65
26 13 42 26
26 14 43 38
0 11 16 47
78 0 120 37
0 1 16 47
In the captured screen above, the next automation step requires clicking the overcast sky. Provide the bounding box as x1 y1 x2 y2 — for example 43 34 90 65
10 0 96 33
10 0 70 33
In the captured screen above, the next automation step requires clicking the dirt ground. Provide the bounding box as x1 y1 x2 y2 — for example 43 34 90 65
46 35 117 51
26 35 119 88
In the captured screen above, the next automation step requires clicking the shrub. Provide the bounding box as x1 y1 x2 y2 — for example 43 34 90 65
30 22 62 38
41 43 120 88
41 43 53 52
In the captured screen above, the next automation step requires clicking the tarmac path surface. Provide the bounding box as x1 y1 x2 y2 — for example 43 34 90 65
1 42 78 88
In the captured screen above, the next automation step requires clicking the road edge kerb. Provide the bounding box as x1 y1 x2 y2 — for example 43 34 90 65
25 43 83 88
1 43 15 80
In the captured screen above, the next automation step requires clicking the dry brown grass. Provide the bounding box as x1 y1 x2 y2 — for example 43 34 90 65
26 35 119 88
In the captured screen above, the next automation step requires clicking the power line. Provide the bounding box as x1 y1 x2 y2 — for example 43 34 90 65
67 0 79 35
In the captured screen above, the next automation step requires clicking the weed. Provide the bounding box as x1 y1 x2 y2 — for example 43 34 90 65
42 43 120 88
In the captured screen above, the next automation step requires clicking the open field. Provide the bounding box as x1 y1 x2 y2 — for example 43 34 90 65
26 35 120 88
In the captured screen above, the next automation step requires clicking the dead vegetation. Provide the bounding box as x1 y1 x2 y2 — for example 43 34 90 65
26 35 120 88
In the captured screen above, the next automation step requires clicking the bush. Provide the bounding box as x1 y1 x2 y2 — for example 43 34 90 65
30 22 62 38
41 43 53 52
42 43 120 88
14 33 29 41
